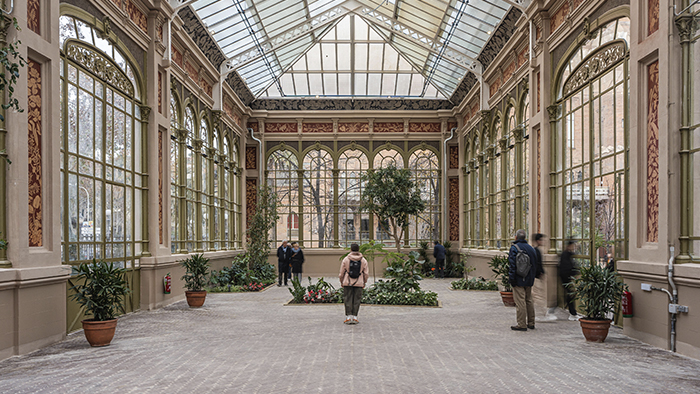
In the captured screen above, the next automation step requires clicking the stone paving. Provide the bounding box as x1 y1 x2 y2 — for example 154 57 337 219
1 278 700 394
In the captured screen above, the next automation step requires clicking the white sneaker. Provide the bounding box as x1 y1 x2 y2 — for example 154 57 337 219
351 316 359 324
542 313 558 321
569 314 582 321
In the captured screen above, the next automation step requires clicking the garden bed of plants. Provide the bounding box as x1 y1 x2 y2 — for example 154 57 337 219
450 277 498 291
286 249 439 307
207 254 277 293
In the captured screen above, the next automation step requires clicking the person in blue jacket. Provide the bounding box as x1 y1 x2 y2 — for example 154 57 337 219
508 229 544 331
433 241 446 278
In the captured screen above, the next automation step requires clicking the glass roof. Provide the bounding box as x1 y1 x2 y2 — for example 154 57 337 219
190 0 512 99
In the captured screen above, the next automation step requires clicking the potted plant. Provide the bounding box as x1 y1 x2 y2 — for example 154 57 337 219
489 255 514 306
572 261 627 342
181 254 210 307
69 260 130 347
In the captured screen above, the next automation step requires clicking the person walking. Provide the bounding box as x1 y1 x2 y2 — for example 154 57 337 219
277 240 291 286
559 241 582 320
509 229 543 331
433 241 446 278
290 242 305 283
339 243 369 324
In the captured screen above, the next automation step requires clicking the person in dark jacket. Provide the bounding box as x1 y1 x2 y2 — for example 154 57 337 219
559 241 580 320
289 242 305 283
277 240 291 286
508 229 544 331
433 241 446 278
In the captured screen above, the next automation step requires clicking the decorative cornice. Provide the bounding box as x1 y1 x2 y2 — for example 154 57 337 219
675 14 699 43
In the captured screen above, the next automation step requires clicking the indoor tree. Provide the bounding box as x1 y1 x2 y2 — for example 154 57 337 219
359 166 426 253
247 182 279 270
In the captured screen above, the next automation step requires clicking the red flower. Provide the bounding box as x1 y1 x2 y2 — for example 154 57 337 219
431 268 435 271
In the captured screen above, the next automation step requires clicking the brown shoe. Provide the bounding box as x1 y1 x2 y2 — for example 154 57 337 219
511 326 527 331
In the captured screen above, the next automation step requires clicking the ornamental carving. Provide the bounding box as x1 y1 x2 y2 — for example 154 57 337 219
547 105 561 121
302 123 333 133
498 138 508 151
265 123 297 133
449 146 459 169
562 40 627 98
675 15 699 43
449 178 459 241
374 122 404 133
338 123 369 133
409 123 441 133
139 105 151 123
65 42 134 97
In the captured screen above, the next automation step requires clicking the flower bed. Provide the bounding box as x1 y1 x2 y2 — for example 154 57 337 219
207 254 276 293
451 277 498 291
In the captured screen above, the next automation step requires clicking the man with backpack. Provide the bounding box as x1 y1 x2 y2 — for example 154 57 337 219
339 243 369 324
508 229 544 331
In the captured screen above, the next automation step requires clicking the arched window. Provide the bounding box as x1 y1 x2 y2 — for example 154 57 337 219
472 135 481 247
463 140 472 247
552 16 630 263
200 117 210 250
60 15 144 274
267 149 299 243
408 149 440 246
373 148 404 169
492 117 503 248
302 149 334 248
520 95 530 236
504 106 517 243
184 106 197 251
480 131 490 248
170 96 180 253
339 149 369 246
229 141 241 249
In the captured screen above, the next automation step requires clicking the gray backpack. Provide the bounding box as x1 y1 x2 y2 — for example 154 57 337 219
513 244 531 278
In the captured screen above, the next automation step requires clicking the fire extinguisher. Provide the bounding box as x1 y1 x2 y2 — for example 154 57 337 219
164 273 172 294
621 290 633 317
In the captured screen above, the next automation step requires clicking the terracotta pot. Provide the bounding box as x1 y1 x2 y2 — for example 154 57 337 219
500 291 516 307
82 319 118 347
580 318 612 343
185 290 207 307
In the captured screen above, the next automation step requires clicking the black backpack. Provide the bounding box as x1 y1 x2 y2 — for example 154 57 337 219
348 259 362 279
513 244 531 278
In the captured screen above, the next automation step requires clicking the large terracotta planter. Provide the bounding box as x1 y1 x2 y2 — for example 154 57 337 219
500 291 515 307
82 319 118 347
185 290 207 307
580 318 612 342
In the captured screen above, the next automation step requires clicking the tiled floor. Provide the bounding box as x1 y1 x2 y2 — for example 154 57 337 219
1 278 699 393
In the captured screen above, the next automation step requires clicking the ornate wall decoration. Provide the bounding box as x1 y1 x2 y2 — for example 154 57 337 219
562 41 627 98
374 122 404 133
649 0 659 35
158 71 163 114
110 0 122 9
28 59 42 247
224 101 235 121
489 75 502 97
199 77 213 97
178 7 226 68
449 146 459 169
409 123 441 133
503 61 516 83
246 179 257 232
338 123 369 133
517 48 528 68
536 128 541 231
449 178 459 241
248 122 258 133
303 123 333 133
28 0 40 34
647 61 659 242
157 23 164 42
448 122 457 131
172 45 183 67
463 101 479 124
266 123 297 133
65 42 134 97
250 98 453 111
185 62 198 81
159 129 163 244
536 71 541 113
233 112 242 127
550 3 570 33
126 0 148 34
246 146 257 169
225 72 256 105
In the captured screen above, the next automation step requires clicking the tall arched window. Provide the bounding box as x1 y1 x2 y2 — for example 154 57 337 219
552 16 629 263
480 131 490 248
229 141 241 249
339 149 369 246
520 95 530 236
60 15 144 272
504 106 517 243
472 135 481 247
408 149 440 245
184 106 197 252
200 117 210 250
373 148 404 169
268 149 299 243
492 117 503 248
170 95 180 253
303 149 334 248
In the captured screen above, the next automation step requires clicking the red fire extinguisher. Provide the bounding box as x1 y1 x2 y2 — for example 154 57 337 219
621 290 633 317
164 273 172 294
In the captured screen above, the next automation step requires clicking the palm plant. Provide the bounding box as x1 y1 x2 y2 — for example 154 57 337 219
572 262 627 320
180 254 210 291
488 255 511 291
70 260 130 321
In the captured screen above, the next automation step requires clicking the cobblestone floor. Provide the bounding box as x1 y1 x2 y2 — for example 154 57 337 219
1 278 699 394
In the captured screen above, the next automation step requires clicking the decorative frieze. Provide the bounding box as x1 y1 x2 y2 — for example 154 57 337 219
65 42 134 97
562 41 627 98
647 61 659 243
28 59 42 247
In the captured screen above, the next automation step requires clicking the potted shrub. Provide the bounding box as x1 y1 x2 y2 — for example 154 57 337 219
572 261 627 342
489 255 514 306
69 260 130 347
181 254 210 307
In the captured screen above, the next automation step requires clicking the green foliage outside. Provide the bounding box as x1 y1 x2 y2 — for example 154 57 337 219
359 166 426 253
180 254 210 291
208 253 276 292
69 260 130 321
451 277 498 291
572 262 627 320
247 183 279 270
385 251 424 292
339 240 401 281
489 254 511 291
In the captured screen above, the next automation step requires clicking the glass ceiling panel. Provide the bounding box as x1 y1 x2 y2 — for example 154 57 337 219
190 0 513 99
